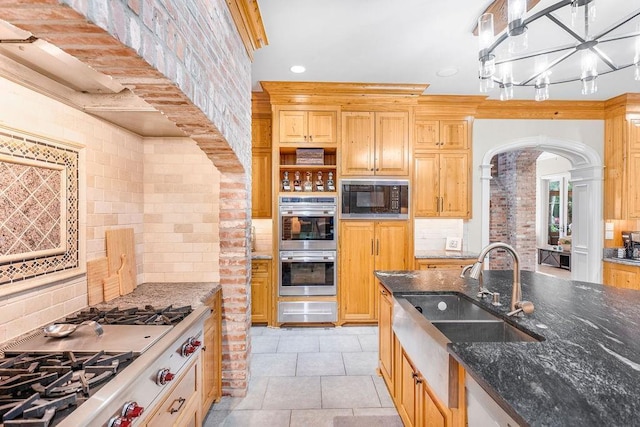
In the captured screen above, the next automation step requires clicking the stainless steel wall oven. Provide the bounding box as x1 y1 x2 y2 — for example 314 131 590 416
279 250 336 297
279 196 337 250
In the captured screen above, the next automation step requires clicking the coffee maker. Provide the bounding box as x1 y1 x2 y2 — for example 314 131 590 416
622 231 640 259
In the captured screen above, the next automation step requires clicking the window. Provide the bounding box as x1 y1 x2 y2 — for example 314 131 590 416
544 176 572 245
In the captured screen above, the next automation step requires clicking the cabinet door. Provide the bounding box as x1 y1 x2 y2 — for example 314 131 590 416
630 121 640 151
375 112 409 176
628 152 640 219
440 153 470 218
375 221 408 271
604 114 626 219
251 261 271 323
279 111 307 143
339 221 376 321
415 120 440 150
202 291 222 414
397 350 418 427
251 150 272 218
421 379 449 427
414 153 439 217
308 111 336 143
603 262 639 290
252 118 272 149
341 112 375 176
440 120 468 150
378 283 394 386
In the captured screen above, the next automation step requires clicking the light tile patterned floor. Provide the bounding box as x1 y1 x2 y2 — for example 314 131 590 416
204 326 402 427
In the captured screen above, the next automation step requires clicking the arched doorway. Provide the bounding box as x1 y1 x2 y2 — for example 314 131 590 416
480 136 603 283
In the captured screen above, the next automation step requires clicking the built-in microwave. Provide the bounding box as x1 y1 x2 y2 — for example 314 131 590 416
340 179 409 219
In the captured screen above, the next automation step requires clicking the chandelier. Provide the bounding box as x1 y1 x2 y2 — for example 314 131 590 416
477 0 640 101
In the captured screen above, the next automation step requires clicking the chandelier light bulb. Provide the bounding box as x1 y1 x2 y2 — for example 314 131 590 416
479 76 495 93
478 13 496 78
500 83 514 101
580 50 598 95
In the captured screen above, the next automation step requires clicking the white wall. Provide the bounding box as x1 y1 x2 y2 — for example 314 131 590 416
468 119 604 253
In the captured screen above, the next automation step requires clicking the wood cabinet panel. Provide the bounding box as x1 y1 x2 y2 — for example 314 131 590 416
415 120 468 151
279 110 336 144
147 357 199 427
341 112 375 175
340 111 409 176
339 221 407 322
252 117 272 149
252 150 272 218
378 283 394 387
604 113 626 220
414 152 470 218
308 111 337 143
251 260 271 324
279 111 307 142
603 262 640 290
201 290 222 414
629 152 640 219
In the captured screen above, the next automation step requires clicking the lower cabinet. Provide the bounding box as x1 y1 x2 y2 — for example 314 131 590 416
146 356 201 427
603 261 640 290
201 289 222 414
251 259 272 324
379 284 394 386
415 258 476 270
339 221 408 323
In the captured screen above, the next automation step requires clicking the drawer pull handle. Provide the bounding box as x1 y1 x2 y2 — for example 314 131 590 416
169 397 186 414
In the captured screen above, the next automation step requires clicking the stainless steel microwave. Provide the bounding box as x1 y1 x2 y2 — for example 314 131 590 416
340 179 409 219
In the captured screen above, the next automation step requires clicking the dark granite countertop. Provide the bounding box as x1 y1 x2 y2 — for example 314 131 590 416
374 270 640 427
414 250 478 259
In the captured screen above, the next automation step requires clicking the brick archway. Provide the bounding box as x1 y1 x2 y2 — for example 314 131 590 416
0 1 252 396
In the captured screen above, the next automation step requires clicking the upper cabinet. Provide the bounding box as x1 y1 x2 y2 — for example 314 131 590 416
415 120 468 150
279 110 337 144
604 103 640 220
252 117 272 218
340 111 409 176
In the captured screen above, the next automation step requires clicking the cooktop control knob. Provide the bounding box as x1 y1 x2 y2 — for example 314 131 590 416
122 401 144 418
181 337 201 357
108 416 132 427
156 368 175 385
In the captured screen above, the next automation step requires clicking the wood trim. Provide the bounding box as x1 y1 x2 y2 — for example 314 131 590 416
251 91 272 117
416 95 486 118
226 0 268 61
476 99 605 120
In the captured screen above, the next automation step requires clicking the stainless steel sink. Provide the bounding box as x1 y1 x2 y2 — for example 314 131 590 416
400 293 499 321
397 293 540 343
431 320 539 343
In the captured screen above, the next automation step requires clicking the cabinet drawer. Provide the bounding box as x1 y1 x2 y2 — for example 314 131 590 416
146 359 199 427
252 261 270 275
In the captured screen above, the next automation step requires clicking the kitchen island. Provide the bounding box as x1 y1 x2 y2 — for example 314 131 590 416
375 270 640 427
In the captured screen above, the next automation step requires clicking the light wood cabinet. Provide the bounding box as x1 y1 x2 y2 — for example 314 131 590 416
339 221 408 322
147 356 200 427
415 258 476 270
394 339 452 427
251 259 272 324
414 152 470 218
415 120 468 150
603 261 640 290
378 282 394 388
604 108 640 220
252 117 272 218
341 111 409 176
279 110 336 144
201 289 222 414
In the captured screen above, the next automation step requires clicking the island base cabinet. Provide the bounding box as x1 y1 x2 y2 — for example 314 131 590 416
395 347 452 427
378 283 394 386
201 290 222 414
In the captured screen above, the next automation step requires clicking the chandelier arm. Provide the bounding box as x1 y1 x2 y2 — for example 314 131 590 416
495 43 576 64
591 9 640 40
545 13 586 44
590 46 617 72
519 50 577 85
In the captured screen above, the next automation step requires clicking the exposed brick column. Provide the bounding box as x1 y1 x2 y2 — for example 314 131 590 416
489 150 541 271
219 172 251 396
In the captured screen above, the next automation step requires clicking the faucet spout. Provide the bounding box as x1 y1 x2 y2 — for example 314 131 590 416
471 242 526 313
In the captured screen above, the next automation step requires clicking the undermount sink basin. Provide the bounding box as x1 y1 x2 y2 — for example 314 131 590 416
400 293 499 322
398 293 540 343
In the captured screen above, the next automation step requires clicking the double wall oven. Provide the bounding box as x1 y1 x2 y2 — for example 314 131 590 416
278 196 337 323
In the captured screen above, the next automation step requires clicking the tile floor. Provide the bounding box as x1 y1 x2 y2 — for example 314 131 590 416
203 325 402 427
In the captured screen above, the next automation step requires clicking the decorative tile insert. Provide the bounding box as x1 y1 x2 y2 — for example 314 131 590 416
0 131 79 286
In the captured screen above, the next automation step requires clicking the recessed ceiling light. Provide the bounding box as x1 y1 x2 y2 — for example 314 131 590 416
290 65 306 74
436 67 459 77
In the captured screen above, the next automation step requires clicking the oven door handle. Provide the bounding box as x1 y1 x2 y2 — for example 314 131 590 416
280 256 336 262
280 209 336 216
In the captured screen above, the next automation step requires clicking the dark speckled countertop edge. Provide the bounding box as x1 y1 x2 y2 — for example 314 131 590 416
414 250 479 259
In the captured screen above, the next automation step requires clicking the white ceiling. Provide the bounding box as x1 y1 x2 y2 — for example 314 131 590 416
251 0 640 101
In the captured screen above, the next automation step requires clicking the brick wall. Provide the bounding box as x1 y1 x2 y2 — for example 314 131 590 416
489 150 541 271
1 0 253 395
